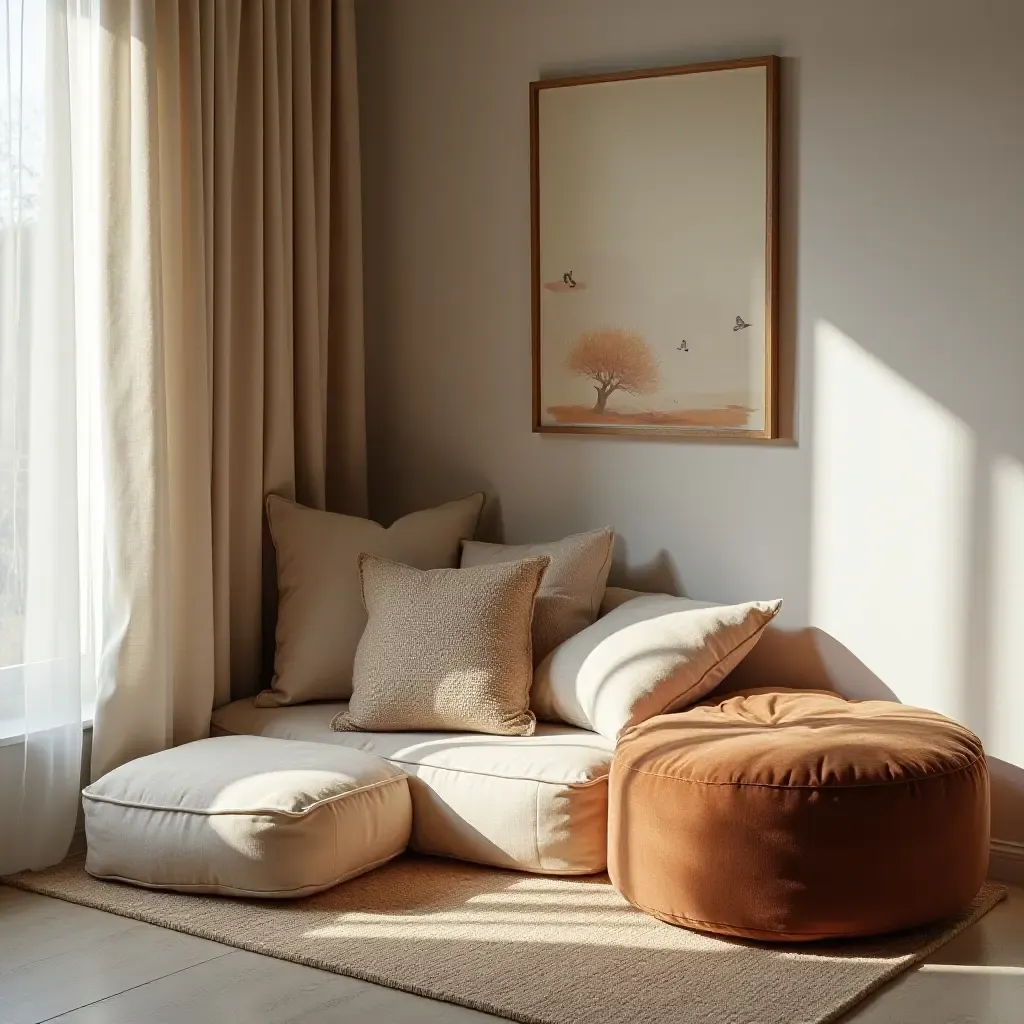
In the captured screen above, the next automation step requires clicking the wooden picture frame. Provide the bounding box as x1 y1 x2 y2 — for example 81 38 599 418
531 56 780 440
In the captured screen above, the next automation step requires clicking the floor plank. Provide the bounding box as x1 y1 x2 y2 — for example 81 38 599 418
44 949 501 1024
843 970 1024 1024
0 887 144 973
0 890 229 1024
841 886 1024 1024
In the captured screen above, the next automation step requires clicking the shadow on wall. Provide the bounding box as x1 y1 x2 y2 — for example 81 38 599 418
609 541 682 597
717 625 899 702
698 311 1023 847
793 41 1024 839
805 319 1024 850
712 618 1024 851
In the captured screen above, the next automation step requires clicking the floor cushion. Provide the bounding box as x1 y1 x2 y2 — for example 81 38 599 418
212 698 613 874
609 690 989 941
83 735 412 898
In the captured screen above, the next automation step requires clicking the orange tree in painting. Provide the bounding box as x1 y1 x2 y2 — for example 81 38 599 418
566 329 660 413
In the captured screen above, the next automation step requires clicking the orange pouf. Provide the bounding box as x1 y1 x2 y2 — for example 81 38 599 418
609 690 990 942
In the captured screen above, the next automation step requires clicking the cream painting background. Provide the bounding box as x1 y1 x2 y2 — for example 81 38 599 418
538 67 768 429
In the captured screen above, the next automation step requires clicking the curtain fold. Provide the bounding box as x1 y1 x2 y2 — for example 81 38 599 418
89 0 365 780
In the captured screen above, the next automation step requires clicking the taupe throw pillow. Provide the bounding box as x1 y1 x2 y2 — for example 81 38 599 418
259 493 484 707
331 554 551 736
460 527 613 663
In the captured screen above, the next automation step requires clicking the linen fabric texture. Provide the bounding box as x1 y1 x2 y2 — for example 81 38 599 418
88 0 367 780
460 527 614 663
83 736 412 898
332 554 549 736
532 593 782 740
260 493 484 707
213 698 613 874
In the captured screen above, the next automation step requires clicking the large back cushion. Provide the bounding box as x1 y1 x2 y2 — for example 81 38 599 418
260 493 484 706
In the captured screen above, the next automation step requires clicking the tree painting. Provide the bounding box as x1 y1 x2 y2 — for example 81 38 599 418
566 328 660 413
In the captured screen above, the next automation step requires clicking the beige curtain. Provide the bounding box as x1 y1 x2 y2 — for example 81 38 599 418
90 0 365 779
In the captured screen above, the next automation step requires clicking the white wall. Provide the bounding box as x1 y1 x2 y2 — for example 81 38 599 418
357 0 1024 851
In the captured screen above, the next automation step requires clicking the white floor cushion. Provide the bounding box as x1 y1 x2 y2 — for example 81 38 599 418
83 735 412 898
211 698 614 874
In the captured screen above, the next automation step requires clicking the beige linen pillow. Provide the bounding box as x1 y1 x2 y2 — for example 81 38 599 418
259 493 484 707
460 527 613 663
532 593 782 741
331 554 550 736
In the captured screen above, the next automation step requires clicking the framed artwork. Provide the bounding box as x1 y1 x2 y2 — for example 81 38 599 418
531 56 780 440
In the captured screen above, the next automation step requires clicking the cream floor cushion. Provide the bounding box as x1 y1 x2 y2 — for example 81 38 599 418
83 736 412 898
212 699 614 875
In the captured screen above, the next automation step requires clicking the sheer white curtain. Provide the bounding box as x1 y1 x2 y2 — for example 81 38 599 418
0 0 104 875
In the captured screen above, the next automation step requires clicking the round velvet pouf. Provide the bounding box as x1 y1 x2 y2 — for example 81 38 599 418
609 690 989 942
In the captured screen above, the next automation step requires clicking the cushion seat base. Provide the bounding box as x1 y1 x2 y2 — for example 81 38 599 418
83 735 412 898
211 698 614 874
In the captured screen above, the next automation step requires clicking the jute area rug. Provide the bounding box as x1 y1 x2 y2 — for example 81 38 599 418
5 856 1005 1024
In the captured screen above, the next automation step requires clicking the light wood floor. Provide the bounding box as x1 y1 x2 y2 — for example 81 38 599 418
2 884 1023 1024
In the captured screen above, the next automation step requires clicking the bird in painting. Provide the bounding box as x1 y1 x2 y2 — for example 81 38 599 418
676 340 689 352
733 316 751 331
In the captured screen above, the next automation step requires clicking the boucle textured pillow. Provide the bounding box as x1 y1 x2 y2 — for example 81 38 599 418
460 527 613 663
532 593 783 741
331 554 551 736
259 493 484 707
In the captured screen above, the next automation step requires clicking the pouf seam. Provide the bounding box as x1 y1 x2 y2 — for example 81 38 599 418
611 752 985 789
621 894 925 940
85 848 405 899
82 773 409 817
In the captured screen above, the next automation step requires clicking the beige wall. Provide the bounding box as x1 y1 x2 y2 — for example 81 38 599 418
357 0 1024 856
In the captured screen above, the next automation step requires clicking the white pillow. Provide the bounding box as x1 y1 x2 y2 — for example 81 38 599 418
532 593 782 741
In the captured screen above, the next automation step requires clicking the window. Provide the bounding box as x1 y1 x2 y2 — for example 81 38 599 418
0 0 99 734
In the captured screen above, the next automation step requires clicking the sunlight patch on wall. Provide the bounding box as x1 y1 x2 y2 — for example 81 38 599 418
987 456 1024 763
810 321 973 718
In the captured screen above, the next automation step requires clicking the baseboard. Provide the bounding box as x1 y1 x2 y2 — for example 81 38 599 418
990 839 1024 886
